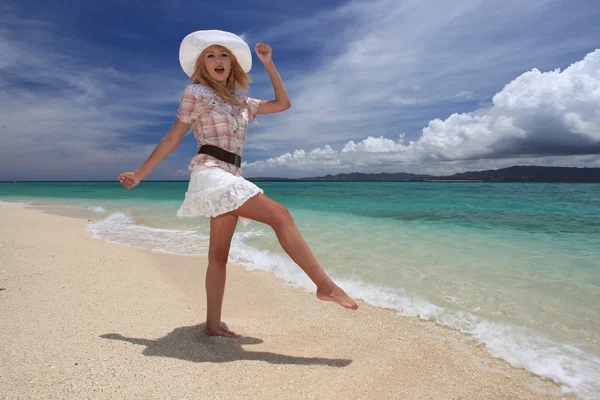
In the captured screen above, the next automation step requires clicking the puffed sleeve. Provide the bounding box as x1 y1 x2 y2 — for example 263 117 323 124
177 87 200 124
246 96 261 124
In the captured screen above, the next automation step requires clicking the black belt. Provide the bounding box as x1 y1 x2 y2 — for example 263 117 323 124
198 144 241 168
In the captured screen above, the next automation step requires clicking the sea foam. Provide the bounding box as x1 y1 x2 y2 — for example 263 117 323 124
87 205 107 212
87 212 210 255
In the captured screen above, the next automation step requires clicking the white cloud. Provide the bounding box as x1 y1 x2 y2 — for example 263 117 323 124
0 11 192 180
453 91 474 100
390 97 430 106
244 50 600 176
2 0 600 180
244 0 600 157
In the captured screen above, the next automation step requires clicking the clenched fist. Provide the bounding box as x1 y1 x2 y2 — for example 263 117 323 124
255 43 272 64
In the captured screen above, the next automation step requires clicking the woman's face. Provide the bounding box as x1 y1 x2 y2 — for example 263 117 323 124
203 46 231 83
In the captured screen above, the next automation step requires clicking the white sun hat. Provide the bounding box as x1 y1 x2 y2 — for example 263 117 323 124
179 30 252 77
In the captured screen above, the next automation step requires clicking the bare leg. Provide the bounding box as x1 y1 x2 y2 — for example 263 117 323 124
204 213 241 338
232 193 358 310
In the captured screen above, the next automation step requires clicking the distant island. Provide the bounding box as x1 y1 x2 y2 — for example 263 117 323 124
249 166 600 183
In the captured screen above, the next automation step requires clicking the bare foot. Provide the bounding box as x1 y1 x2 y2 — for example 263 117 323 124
317 285 359 310
203 323 241 338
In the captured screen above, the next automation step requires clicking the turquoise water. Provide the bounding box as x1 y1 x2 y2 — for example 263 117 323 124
2 181 600 398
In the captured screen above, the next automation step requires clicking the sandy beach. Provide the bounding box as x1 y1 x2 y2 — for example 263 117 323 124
0 203 572 399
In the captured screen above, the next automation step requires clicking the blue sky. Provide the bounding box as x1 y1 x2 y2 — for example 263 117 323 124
1 0 599 180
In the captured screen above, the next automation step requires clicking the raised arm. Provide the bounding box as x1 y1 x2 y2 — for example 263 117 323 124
254 43 291 115
118 119 190 189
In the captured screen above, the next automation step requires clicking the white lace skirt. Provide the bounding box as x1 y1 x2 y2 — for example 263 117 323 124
176 166 263 226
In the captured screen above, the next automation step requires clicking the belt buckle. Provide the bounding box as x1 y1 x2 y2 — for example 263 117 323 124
234 153 241 167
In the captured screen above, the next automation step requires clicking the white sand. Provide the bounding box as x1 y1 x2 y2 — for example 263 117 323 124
0 204 571 399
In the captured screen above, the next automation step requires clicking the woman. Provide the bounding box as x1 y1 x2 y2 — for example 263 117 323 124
119 30 358 338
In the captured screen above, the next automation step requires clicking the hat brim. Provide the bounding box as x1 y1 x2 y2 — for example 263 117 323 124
179 30 252 77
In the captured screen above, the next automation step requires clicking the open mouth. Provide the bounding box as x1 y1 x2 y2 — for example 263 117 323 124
215 67 225 74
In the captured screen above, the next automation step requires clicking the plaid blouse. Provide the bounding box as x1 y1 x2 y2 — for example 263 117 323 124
177 84 261 176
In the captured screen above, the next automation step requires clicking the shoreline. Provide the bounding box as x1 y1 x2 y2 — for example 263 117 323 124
0 203 574 399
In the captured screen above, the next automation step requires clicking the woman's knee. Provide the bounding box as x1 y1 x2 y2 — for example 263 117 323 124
208 249 229 268
271 203 293 228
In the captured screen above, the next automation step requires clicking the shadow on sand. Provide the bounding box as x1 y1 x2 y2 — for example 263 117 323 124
100 323 352 367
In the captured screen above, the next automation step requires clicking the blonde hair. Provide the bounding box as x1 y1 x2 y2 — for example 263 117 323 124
190 45 250 104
